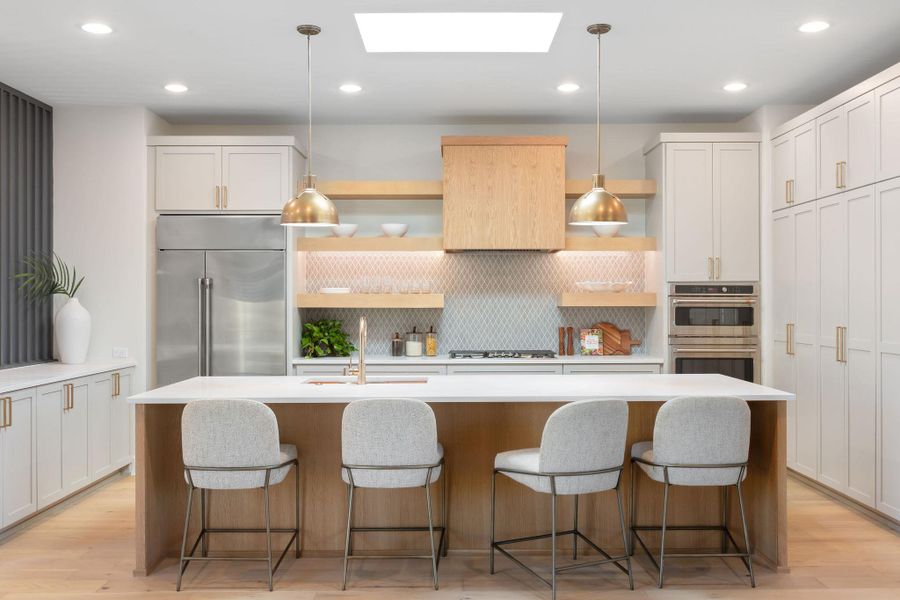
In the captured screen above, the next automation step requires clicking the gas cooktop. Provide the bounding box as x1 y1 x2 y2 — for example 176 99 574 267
448 350 557 359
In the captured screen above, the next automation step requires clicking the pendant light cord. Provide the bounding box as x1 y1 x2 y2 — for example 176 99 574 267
595 30 602 176
306 31 313 179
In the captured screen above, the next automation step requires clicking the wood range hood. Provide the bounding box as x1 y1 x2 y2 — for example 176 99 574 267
441 136 567 251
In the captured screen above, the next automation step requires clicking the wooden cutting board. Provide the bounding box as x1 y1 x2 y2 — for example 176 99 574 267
591 322 641 355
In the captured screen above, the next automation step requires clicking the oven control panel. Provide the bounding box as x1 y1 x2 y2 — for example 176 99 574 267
671 284 756 295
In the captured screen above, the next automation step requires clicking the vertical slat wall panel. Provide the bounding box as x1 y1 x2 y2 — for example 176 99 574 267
0 82 52 368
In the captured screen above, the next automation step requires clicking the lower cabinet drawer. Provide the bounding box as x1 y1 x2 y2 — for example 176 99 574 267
447 365 563 375
562 364 662 375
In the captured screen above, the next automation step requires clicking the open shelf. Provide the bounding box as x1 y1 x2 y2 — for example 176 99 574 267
563 237 657 252
297 236 443 252
297 293 445 309
317 179 656 200
557 292 657 308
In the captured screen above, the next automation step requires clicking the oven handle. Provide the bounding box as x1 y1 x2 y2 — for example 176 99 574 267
671 298 757 305
671 347 758 353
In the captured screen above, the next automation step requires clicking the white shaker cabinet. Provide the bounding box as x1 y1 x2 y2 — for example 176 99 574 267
664 141 759 282
109 370 132 469
877 178 900 520
222 146 291 211
772 122 816 211
772 210 797 467
0 389 37 528
155 146 223 211
90 369 133 479
36 378 91 509
875 78 900 182
816 93 875 198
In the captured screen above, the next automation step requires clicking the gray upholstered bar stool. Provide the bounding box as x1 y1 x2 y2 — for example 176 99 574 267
491 399 634 600
340 397 447 590
177 399 300 592
630 395 754 588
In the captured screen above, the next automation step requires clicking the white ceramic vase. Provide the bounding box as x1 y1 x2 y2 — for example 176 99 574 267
55 297 91 364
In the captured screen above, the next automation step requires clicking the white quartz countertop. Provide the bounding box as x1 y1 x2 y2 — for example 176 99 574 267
0 361 136 394
292 354 664 366
130 374 792 405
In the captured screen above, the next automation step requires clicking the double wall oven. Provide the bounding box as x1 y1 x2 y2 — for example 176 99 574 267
668 283 759 383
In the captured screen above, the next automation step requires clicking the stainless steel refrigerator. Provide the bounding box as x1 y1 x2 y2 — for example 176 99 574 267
156 215 287 386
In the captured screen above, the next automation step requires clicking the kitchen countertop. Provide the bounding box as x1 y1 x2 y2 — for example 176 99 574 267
129 373 791 404
0 360 137 394
292 354 664 365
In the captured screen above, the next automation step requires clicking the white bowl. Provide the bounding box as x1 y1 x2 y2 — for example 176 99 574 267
381 223 409 238
320 287 351 294
575 281 632 293
592 223 621 237
331 224 358 238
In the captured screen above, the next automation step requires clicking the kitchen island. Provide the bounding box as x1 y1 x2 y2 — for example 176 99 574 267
130 374 792 575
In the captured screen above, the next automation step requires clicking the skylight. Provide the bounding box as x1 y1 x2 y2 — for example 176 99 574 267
354 12 563 53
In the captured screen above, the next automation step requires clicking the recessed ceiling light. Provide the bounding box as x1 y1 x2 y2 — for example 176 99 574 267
557 82 580 93
81 22 112 35
799 21 830 33
339 83 362 93
354 12 562 52
164 83 188 93
723 82 748 92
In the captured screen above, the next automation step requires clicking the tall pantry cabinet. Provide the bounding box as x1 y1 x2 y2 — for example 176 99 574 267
772 61 900 521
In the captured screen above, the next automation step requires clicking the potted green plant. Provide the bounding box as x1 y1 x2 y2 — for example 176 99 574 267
301 319 357 358
14 253 89 364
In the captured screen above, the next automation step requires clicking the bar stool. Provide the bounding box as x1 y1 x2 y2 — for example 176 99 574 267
177 399 300 592
340 397 447 590
491 399 633 600
630 395 754 588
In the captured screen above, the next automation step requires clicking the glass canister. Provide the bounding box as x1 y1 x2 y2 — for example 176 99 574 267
391 332 404 357
405 327 424 357
425 326 438 357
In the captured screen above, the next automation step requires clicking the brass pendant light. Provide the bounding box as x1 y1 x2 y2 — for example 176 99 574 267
568 24 627 226
281 25 339 227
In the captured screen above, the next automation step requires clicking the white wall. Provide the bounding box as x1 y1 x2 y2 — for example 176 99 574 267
53 105 167 393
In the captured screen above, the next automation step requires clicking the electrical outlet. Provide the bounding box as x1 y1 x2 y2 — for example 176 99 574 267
112 347 129 359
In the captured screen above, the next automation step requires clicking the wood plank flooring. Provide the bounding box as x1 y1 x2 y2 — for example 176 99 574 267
1 475 899 599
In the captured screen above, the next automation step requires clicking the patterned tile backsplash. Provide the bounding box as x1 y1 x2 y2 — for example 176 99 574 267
303 251 648 355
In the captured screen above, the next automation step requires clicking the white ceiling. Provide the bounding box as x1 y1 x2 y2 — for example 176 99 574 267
2 0 900 124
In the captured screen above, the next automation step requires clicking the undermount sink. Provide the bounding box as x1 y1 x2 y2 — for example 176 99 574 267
303 375 429 385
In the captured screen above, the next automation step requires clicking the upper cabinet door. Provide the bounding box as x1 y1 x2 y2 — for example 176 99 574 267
794 122 817 206
875 77 900 182
155 146 222 211
442 138 566 250
772 133 794 210
817 106 847 199
714 143 759 281
665 143 714 282
845 92 876 190
221 146 291 211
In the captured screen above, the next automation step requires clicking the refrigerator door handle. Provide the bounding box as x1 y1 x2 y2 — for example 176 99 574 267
202 277 212 376
197 278 204 376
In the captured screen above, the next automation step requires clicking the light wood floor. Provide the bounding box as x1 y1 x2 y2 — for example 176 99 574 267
1 476 899 599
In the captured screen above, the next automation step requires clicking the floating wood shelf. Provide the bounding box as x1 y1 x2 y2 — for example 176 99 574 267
563 237 657 252
297 237 444 252
557 292 657 308
297 293 445 309
316 179 656 200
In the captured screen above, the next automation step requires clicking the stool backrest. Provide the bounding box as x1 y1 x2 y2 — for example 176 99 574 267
342 398 440 469
653 396 750 483
182 398 281 474
539 399 628 475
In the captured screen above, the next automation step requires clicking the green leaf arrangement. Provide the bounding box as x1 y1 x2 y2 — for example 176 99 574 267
301 319 357 358
13 252 85 302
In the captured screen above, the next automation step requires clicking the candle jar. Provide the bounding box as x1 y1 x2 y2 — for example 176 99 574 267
405 328 424 357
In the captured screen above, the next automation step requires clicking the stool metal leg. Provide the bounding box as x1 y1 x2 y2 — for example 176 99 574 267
176 484 195 592
489 470 497 574
628 462 636 557
657 476 670 588
721 486 729 553
441 467 449 557
572 494 579 560
200 489 208 557
736 479 756 587
614 484 634 590
550 476 557 600
341 482 354 591
264 472 273 592
425 468 439 590
295 461 301 558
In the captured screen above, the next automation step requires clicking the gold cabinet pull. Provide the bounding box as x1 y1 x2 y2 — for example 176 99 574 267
786 179 794 205
714 257 721 280
841 161 847 188
835 326 842 362
223 185 228 208
112 372 120 397
215 185 220 208
1 397 10 428
840 326 848 363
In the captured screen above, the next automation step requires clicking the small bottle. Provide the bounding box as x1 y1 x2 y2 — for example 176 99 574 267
405 327 424 357
391 332 404 357
425 325 438 357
